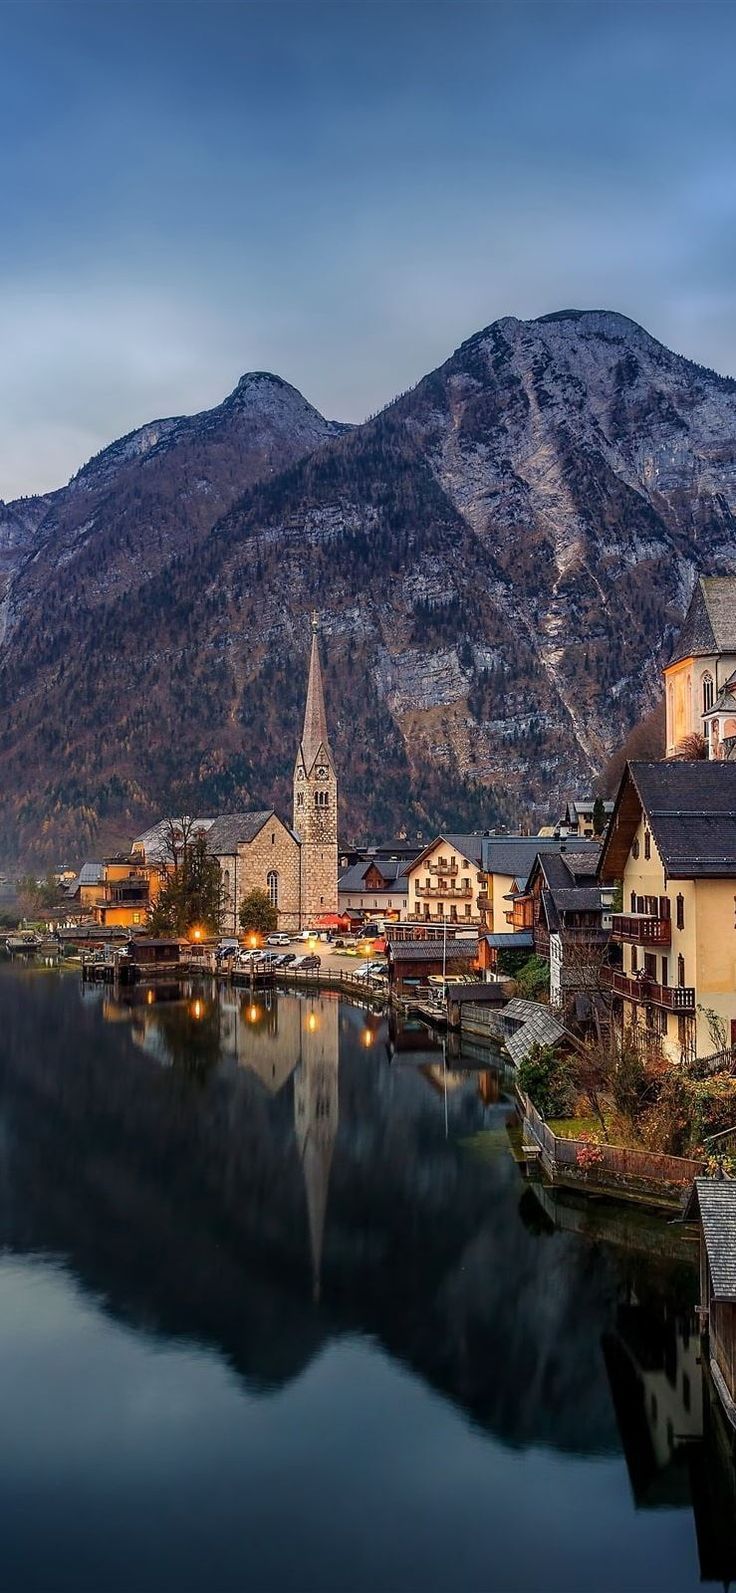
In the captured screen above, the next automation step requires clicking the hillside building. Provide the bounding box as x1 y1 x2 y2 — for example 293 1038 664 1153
598 760 736 1064
665 576 736 758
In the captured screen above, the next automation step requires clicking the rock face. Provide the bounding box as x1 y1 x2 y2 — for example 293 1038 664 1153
2 310 736 863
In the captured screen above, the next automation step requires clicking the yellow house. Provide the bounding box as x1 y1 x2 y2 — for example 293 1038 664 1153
403 836 484 924
664 576 736 757
599 761 736 1064
67 856 152 929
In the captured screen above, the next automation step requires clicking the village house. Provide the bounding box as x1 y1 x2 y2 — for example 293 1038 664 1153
403 835 485 925
338 856 409 922
512 848 614 1006
555 798 614 839
66 855 152 929
664 575 736 757
598 760 736 1064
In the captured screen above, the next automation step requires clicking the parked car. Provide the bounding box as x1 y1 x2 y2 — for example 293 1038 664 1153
279 951 296 966
217 938 240 958
266 932 291 946
300 954 321 972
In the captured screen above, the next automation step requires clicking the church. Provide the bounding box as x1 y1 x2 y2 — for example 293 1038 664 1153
131 617 339 933
664 575 736 759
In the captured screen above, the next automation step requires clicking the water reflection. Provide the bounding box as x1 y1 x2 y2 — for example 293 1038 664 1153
0 970 734 1587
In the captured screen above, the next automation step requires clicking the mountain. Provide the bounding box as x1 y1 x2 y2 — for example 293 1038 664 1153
2 309 736 864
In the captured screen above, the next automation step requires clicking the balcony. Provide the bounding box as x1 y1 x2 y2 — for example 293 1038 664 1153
415 884 473 899
611 913 671 947
428 861 458 876
600 966 695 1011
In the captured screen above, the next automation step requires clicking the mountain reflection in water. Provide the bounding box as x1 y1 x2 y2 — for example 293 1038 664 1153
0 967 734 1592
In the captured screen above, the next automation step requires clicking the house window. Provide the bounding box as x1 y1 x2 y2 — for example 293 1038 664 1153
271 831 276 845
644 831 651 860
676 894 684 930
267 870 279 908
661 957 668 987
632 838 640 859
703 672 714 714
133 912 140 924
631 946 638 972
630 890 636 912
677 953 685 987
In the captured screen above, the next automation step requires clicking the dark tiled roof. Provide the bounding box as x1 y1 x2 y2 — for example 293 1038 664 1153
205 812 276 853
685 1180 736 1300
484 930 533 949
669 577 736 665
481 835 599 884
339 861 408 892
704 677 736 719
629 762 736 877
388 939 478 963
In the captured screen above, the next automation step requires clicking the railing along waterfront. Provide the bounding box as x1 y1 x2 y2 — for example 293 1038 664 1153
517 1088 703 1201
611 912 671 946
600 965 695 1011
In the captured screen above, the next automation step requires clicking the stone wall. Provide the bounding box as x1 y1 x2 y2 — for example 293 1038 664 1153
215 816 302 933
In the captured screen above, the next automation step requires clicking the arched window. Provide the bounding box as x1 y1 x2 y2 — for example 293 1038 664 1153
703 672 714 714
644 830 651 860
677 953 685 987
222 868 231 901
314 789 329 809
267 870 279 908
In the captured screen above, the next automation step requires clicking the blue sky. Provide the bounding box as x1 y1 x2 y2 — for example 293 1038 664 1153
2 0 735 497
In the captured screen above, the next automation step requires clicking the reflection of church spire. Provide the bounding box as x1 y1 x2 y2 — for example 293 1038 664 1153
294 997 339 1301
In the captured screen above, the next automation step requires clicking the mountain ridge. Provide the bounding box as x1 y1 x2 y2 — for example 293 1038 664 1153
2 309 736 865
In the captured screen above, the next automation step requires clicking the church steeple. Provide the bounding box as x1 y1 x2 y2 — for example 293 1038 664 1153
293 613 338 926
299 612 332 773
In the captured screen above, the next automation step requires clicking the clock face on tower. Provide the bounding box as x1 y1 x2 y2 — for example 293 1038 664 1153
315 765 329 780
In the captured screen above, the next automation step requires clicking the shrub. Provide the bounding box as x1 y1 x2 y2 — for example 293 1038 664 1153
518 1044 576 1119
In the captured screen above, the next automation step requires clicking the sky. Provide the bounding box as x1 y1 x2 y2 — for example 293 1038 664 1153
1 0 736 499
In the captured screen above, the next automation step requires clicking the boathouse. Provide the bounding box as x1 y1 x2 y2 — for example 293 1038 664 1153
685 1178 736 1428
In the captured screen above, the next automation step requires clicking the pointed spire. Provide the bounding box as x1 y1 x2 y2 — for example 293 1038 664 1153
299 612 331 771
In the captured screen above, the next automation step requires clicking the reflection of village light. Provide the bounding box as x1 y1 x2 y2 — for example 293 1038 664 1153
192 999 203 1021
247 1003 260 1023
146 989 155 1005
361 1027 373 1048
307 1011 318 1033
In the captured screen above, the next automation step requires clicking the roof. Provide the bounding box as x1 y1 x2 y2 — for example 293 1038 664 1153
132 817 215 861
298 620 332 772
484 930 533 950
205 811 278 853
388 939 478 963
599 761 736 880
68 860 104 893
338 859 409 891
668 576 736 666
684 1180 736 1300
703 674 736 720
480 835 600 884
502 999 566 1067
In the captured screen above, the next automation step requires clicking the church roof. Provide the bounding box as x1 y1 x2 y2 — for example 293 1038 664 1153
299 620 332 772
669 576 736 665
703 673 736 720
205 811 276 853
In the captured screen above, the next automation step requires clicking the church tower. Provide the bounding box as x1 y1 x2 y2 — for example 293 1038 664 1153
293 614 338 925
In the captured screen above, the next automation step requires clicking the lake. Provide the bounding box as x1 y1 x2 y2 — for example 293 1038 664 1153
0 964 732 1592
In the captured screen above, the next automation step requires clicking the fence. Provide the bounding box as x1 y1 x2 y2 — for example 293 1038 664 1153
518 1089 703 1202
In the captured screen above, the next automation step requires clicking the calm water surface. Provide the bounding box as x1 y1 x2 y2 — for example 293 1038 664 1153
0 964 732 1592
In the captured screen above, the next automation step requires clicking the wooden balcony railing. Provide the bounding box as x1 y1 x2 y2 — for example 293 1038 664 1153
611 913 671 946
428 861 458 876
600 965 695 1011
415 884 473 899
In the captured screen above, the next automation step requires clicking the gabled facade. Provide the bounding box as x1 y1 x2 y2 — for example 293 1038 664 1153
338 857 408 920
599 760 736 1063
518 850 613 1007
665 577 736 757
404 836 485 924
206 811 301 934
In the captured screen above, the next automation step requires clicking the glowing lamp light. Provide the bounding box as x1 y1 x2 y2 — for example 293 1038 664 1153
247 1003 260 1024
249 933 259 949
191 999 204 1021
146 989 154 1006
307 1011 318 1034
191 926 203 942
